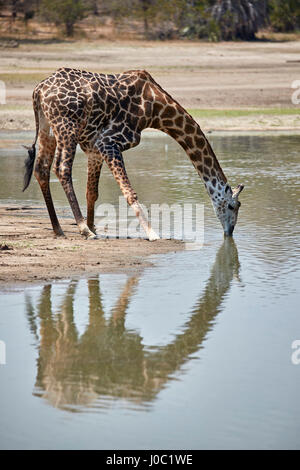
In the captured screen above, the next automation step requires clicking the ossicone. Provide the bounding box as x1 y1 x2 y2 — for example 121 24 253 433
232 184 244 198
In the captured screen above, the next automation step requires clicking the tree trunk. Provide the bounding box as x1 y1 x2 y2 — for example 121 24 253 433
65 21 74 36
211 0 262 41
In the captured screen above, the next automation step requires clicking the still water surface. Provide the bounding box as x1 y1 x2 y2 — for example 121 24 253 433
0 131 299 449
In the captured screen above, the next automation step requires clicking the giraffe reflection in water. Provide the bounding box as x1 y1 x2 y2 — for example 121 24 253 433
26 238 240 411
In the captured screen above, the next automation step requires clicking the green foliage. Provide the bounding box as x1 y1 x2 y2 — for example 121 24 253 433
2 0 300 40
180 2 221 41
40 0 89 36
269 0 300 32
106 0 188 39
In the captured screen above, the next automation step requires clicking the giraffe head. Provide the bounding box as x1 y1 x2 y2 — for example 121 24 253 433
213 183 244 236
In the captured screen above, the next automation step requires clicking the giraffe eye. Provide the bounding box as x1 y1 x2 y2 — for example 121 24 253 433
228 204 234 210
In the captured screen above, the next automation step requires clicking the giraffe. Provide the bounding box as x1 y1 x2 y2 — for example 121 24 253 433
23 67 244 240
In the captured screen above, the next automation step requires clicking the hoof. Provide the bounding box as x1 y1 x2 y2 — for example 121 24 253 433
88 225 97 235
86 232 98 240
54 230 66 238
80 226 98 240
148 229 160 242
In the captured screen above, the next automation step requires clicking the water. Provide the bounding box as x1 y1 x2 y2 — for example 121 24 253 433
0 131 299 449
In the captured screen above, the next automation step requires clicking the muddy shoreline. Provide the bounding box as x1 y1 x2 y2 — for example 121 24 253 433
0 205 184 288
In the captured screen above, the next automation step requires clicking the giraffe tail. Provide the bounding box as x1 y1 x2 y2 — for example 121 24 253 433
22 144 36 192
22 89 40 192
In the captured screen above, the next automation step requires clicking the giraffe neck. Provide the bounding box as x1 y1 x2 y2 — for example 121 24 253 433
152 107 228 201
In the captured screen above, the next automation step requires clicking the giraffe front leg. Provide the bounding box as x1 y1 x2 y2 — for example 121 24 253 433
130 201 160 241
101 144 160 241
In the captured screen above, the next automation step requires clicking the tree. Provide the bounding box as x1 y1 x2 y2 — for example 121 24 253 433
178 1 221 41
40 0 89 36
104 0 187 39
269 0 300 32
210 0 265 40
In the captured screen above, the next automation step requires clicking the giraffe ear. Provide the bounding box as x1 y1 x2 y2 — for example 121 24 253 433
232 184 244 198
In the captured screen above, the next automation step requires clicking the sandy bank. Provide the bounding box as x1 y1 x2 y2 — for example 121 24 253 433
0 205 183 287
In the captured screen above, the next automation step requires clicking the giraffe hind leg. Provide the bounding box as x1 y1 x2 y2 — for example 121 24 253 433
34 125 65 237
54 136 97 240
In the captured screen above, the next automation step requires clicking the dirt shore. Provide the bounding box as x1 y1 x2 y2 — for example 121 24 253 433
0 39 300 131
1 108 299 133
0 205 183 287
